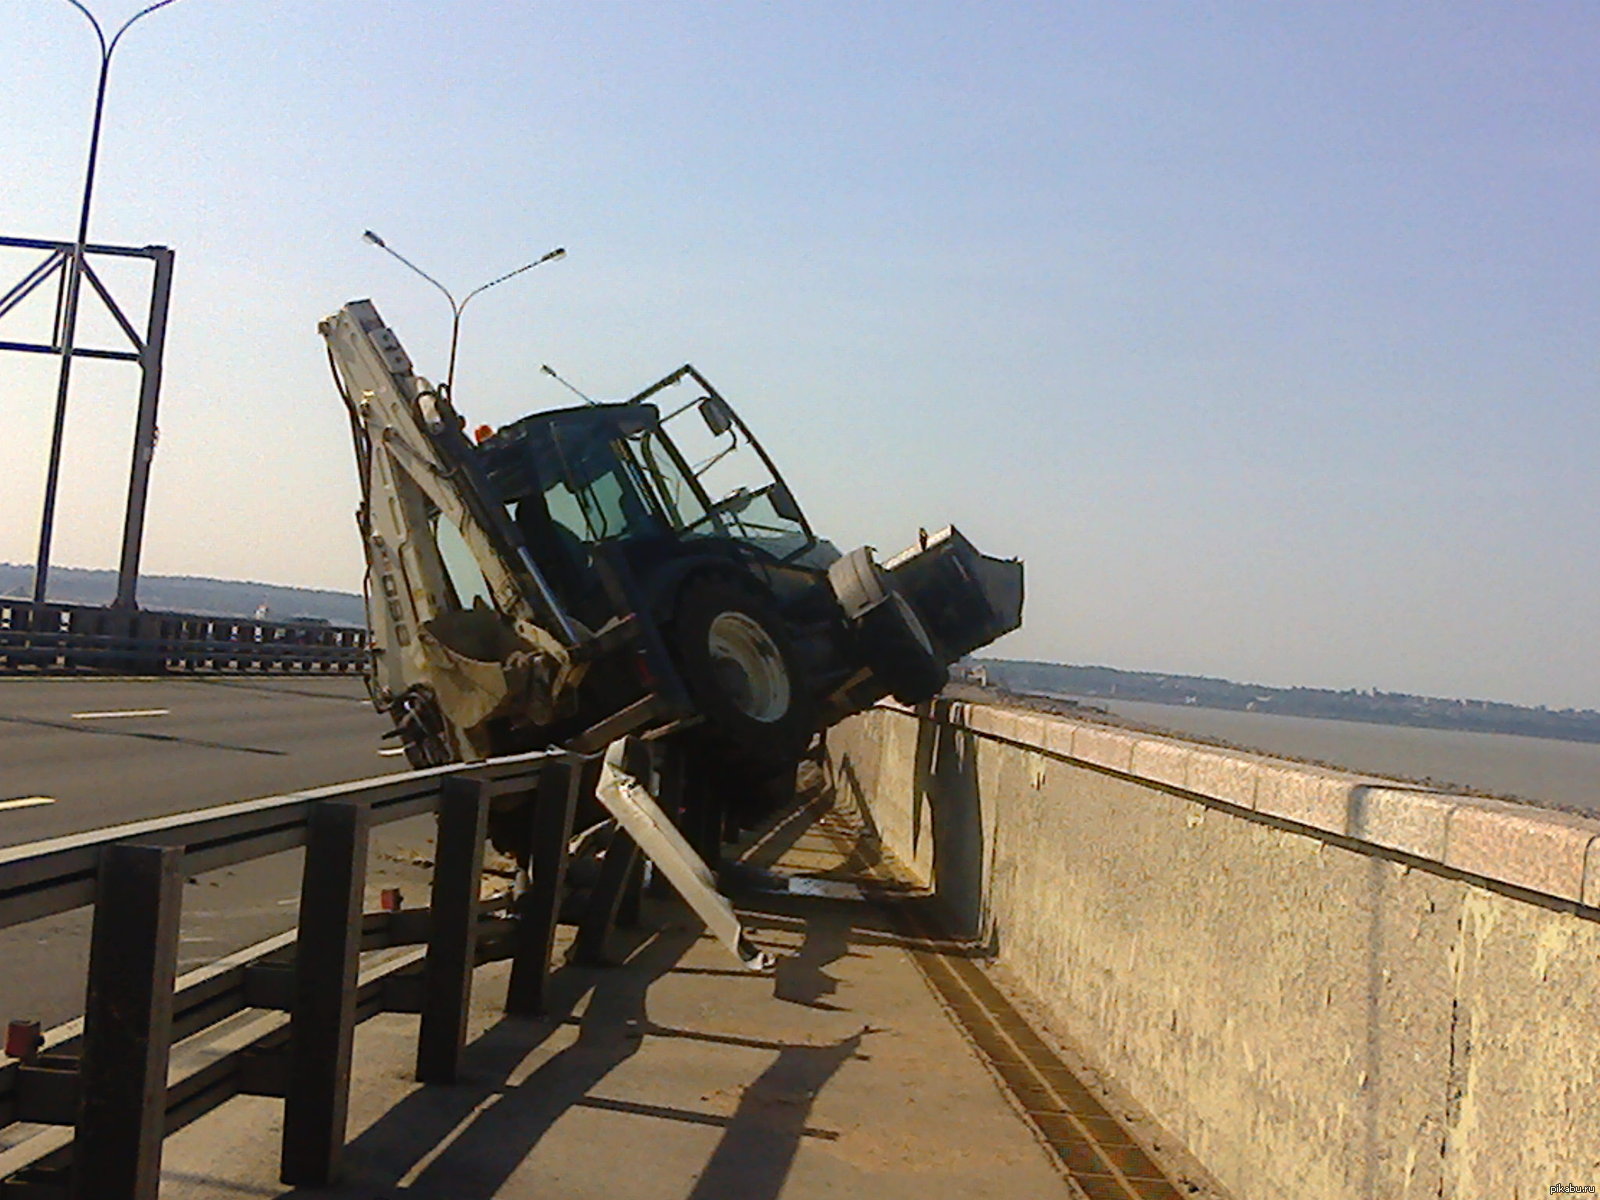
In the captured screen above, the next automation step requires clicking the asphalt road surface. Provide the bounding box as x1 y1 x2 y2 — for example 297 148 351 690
0 675 401 847
1 676 444 1029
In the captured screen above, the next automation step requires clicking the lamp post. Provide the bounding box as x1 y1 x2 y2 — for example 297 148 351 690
361 231 565 397
32 0 181 604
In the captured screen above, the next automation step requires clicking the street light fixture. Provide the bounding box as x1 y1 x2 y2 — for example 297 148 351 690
362 231 565 397
32 0 182 604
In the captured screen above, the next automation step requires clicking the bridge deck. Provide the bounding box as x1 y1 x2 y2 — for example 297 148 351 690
153 795 1194 1199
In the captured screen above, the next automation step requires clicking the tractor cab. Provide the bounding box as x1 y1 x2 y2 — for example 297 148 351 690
475 367 830 630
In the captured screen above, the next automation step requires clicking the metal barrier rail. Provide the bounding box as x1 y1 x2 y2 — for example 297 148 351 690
0 600 368 675
0 748 632 1200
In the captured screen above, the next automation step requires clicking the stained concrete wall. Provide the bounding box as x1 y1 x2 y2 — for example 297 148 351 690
827 699 1600 1200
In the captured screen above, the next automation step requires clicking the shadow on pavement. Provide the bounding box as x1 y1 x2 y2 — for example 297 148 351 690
683 1025 869 1200
264 788 933 1199
0 713 286 756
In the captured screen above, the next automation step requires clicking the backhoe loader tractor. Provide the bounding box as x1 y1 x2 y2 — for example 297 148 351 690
321 299 1023 860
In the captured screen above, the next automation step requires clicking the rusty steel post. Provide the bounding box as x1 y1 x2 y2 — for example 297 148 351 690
71 842 183 1200
416 776 489 1083
281 800 370 1186
504 761 580 1015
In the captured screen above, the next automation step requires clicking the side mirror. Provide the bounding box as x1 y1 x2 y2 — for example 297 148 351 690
699 396 733 437
769 481 803 523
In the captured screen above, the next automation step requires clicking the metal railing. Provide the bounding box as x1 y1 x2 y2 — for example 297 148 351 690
0 600 368 675
0 748 639 1199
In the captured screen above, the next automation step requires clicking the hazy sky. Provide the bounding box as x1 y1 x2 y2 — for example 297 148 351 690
3 2 1596 710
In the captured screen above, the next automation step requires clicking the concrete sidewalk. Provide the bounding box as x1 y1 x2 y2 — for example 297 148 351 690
157 803 1089 1199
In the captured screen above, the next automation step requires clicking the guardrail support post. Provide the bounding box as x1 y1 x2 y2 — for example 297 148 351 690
281 800 370 1186
616 849 645 929
505 761 581 1016
574 825 642 967
71 842 182 1200
416 776 489 1083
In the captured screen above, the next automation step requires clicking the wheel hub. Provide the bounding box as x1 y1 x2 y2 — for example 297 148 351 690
706 611 791 723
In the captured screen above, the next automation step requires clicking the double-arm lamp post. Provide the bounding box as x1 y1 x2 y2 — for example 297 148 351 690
32 0 180 604
361 231 565 399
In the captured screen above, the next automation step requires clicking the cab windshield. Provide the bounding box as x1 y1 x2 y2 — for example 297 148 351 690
480 375 815 565
631 373 814 560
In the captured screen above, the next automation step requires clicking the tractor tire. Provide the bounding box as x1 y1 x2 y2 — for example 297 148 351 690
669 574 815 771
861 589 948 705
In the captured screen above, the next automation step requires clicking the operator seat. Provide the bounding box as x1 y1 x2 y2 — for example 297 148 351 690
513 491 609 626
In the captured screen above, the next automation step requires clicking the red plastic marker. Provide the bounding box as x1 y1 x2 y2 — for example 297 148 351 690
5 1020 42 1061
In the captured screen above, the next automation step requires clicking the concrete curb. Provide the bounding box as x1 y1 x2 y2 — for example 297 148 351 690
901 699 1600 911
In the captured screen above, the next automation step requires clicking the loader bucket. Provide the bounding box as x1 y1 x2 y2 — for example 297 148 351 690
883 526 1024 662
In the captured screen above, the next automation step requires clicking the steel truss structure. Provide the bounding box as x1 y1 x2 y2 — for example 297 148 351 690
0 234 174 610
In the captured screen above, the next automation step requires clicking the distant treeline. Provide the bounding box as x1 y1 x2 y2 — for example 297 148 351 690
0 563 365 626
978 660 1600 746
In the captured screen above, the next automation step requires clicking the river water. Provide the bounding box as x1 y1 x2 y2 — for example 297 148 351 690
1043 696 1600 814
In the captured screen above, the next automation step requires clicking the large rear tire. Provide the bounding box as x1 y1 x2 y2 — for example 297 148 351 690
669 575 815 772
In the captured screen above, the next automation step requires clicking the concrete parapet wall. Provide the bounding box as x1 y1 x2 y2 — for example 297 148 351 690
826 699 1600 1200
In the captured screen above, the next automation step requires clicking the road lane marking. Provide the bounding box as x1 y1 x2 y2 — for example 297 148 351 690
69 708 171 720
0 797 56 811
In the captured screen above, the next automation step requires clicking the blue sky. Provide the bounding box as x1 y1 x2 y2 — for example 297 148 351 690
3 2 1596 709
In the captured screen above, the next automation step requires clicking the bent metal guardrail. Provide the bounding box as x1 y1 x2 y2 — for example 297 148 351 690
0 748 641 1200
0 600 368 675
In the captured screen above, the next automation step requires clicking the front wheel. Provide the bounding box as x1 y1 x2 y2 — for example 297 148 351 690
862 590 948 705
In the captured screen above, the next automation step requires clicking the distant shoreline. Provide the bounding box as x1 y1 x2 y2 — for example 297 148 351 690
0 562 365 626
977 660 1600 747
